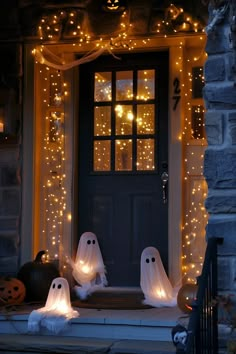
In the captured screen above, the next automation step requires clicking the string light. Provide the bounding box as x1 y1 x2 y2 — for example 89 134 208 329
35 5 207 281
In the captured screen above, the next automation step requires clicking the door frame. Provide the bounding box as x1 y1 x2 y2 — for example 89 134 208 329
21 42 183 287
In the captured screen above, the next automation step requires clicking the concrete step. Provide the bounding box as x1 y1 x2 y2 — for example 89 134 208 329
0 334 176 354
0 306 185 342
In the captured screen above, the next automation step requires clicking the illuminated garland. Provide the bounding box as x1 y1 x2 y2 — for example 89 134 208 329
35 4 208 283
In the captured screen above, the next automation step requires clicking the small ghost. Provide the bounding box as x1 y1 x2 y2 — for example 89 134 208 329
71 232 107 300
28 277 79 334
140 246 177 307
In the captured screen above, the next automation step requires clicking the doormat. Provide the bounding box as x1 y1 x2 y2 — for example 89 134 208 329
72 290 152 310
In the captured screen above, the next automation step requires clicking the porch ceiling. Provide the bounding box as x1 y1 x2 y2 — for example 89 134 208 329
0 0 208 42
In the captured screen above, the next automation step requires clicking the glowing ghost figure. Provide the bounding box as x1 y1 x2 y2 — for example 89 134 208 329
140 247 177 307
28 277 79 334
71 232 108 300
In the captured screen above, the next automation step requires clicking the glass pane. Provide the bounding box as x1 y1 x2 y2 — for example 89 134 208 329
94 72 112 102
137 104 155 134
192 67 204 99
115 105 133 135
191 105 205 139
115 139 132 171
137 139 155 170
137 70 155 100
94 140 111 171
94 106 111 136
116 71 133 101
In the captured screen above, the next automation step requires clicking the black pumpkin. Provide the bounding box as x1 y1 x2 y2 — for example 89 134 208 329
17 250 60 302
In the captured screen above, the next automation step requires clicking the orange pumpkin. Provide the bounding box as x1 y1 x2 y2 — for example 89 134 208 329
177 283 198 314
0 277 26 306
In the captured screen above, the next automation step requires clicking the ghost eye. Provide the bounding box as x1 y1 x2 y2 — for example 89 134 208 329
92 240 95 244
52 283 56 288
87 240 91 245
152 257 155 262
145 258 150 263
58 284 62 289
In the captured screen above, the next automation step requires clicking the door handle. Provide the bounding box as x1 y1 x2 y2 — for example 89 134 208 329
161 172 168 204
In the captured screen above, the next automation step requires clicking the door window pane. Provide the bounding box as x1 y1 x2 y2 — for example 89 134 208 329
94 72 112 102
115 105 133 135
94 106 111 136
116 71 133 101
94 140 111 171
115 139 132 171
137 139 155 170
137 104 155 135
137 70 155 100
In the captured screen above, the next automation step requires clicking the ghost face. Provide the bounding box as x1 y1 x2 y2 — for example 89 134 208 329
73 232 105 285
45 277 72 314
140 247 174 303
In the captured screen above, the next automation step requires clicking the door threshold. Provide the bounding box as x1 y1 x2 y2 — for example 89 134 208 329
93 286 143 293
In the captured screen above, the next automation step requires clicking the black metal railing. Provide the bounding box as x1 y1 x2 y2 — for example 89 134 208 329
179 237 223 354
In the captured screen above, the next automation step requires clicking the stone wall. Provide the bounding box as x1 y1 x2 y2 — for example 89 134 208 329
0 42 22 276
203 0 236 294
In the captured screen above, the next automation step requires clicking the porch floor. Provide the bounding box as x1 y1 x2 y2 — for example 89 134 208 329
0 288 187 353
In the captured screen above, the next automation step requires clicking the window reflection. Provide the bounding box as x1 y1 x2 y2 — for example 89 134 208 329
137 105 155 134
115 105 133 135
94 141 111 171
137 139 155 170
94 72 112 102
94 106 111 136
137 70 155 100
115 140 132 171
116 71 133 101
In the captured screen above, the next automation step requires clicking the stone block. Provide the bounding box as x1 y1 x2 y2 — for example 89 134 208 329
205 190 236 213
206 218 236 254
203 84 236 109
218 257 232 290
205 25 231 54
228 112 236 144
0 256 18 276
0 165 19 187
204 56 225 82
0 189 20 216
0 234 18 257
204 148 236 188
204 111 223 145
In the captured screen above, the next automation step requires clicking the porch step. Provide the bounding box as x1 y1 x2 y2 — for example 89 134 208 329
0 334 176 353
0 288 186 353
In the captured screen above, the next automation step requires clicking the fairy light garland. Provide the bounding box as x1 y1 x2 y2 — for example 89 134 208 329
37 62 68 262
34 4 208 280
180 38 208 284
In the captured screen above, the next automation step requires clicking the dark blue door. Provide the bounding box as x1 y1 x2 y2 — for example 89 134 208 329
78 51 169 286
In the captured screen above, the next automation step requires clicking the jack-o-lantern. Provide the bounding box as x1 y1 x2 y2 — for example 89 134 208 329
102 0 126 13
0 277 26 305
177 283 198 314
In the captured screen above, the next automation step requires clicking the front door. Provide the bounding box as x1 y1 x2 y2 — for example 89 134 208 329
78 51 169 286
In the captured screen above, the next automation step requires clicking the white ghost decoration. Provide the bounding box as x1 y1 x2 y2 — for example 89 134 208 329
140 247 177 307
28 277 79 334
71 232 107 300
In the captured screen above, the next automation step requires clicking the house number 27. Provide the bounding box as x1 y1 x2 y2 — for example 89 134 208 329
172 78 181 111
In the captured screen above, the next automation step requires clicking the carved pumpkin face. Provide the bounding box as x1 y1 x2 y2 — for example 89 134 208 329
177 283 198 313
0 277 26 305
102 0 126 13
